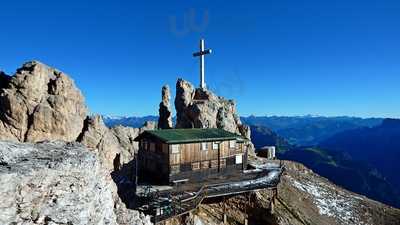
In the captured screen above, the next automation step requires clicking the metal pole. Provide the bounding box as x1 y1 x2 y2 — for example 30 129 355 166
223 196 227 224
200 39 205 89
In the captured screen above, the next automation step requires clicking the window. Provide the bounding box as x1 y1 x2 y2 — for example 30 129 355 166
201 142 208 151
235 154 243 164
192 162 200 170
142 140 147 150
171 144 180 154
212 142 219 150
229 140 236 149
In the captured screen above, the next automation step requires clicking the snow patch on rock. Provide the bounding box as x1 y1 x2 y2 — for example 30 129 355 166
290 177 369 225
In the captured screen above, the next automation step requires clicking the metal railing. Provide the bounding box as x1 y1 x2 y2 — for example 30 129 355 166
148 166 285 223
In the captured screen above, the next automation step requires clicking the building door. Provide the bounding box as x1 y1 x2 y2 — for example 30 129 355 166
170 144 180 174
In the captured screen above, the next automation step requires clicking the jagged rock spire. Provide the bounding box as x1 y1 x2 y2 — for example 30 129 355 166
174 78 251 140
158 85 173 129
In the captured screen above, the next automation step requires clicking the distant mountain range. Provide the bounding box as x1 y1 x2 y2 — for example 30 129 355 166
250 118 400 208
242 115 383 146
103 115 383 144
319 118 400 196
102 115 158 128
249 125 291 150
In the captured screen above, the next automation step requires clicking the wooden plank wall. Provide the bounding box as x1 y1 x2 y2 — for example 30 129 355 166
170 141 244 165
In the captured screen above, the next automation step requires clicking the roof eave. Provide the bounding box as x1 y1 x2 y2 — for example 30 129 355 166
166 136 246 144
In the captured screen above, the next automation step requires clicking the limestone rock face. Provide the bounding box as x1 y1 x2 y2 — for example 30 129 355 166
78 115 155 172
158 85 173 129
78 115 125 172
0 141 116 225
175 79 195 128
0 140 152 225
174 78 250 138
0 61 87 142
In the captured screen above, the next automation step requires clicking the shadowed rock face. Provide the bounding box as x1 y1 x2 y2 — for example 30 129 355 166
77 115 153 172
0 71 11 89
78 115 123 171
158 85 173 129
0 61 87 142
174 78 251 139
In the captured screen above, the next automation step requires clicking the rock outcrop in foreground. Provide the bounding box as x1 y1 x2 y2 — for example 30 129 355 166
0 61 153 225
0 141 151 225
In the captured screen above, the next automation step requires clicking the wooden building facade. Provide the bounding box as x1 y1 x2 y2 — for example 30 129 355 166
134 128 248 184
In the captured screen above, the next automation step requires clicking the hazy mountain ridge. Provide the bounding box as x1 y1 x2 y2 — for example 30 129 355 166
242 115 383 146
102 115 159 128
250 125 291 150
249 120 400 208
319 118 400 196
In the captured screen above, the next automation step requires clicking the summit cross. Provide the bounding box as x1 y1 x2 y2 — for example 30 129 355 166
193 39 212 89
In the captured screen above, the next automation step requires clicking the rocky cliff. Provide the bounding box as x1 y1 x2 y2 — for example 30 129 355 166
0 61 152 225
174 79 250 139
175 159 400 225
0 61 153 173
0 140 151 225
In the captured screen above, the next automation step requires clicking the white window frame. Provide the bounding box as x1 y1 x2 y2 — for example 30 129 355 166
212 142 219 150
171 144 180 154
201 142 208 151
229 140 236 149
235 154 243 164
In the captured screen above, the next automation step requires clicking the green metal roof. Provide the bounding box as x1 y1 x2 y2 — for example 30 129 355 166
134 128 246 144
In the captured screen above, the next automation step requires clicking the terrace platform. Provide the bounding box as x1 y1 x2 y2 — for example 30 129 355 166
135 160 284 223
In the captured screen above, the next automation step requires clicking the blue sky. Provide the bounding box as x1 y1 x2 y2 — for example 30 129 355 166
1 0 399 118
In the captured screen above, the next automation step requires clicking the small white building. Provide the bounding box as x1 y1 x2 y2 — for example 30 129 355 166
260 146 276 160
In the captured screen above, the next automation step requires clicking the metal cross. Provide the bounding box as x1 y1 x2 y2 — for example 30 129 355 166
193 39 212 89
